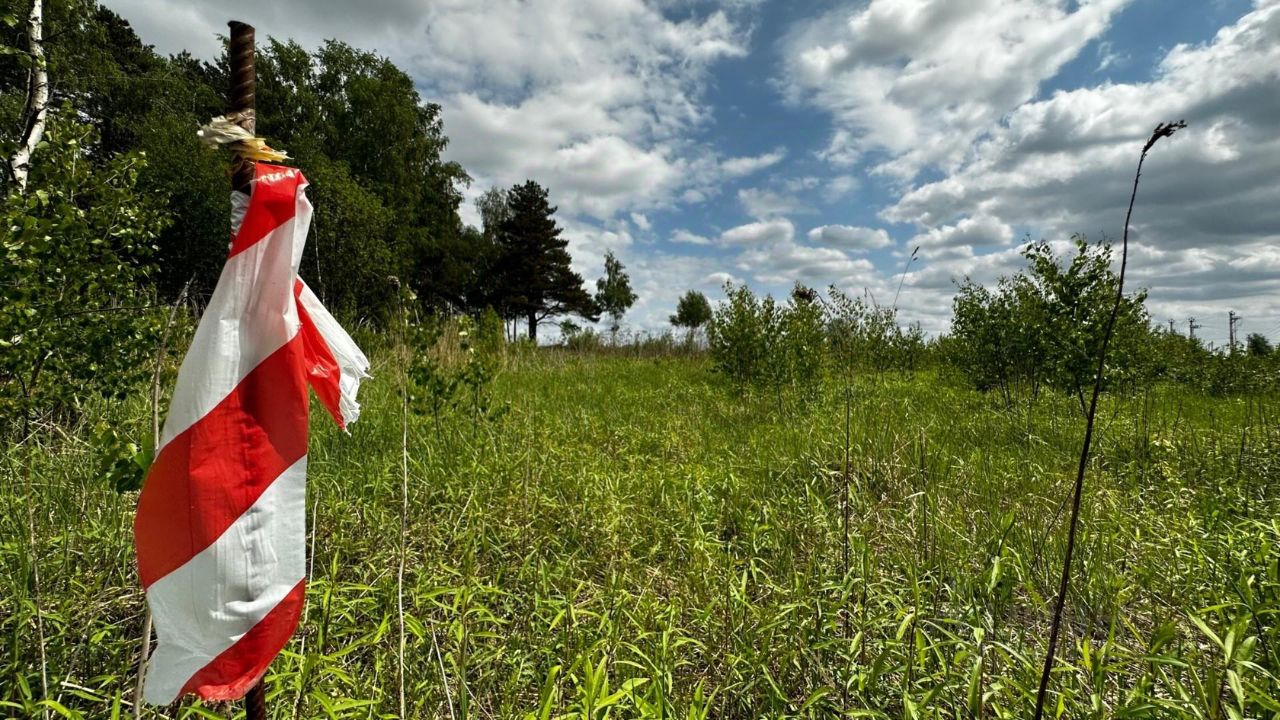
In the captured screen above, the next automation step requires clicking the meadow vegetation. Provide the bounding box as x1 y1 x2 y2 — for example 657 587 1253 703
5 2 1280 718
4 311 1280 718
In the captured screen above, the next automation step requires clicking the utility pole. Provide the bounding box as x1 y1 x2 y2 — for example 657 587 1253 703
1228 311 1241 353
1168 319 1175 334
1188 317 1201 341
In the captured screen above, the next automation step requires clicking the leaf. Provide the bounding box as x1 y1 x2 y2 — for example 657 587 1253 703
1188 613 1223 651
968 654 984 715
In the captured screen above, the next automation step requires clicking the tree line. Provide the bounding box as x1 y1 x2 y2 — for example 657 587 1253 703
0 0 635 427
2 0 1273 432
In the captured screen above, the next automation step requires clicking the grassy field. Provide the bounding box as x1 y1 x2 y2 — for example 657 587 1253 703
4 347 1280 718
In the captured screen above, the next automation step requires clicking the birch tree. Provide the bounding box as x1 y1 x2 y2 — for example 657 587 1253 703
8 0 47 193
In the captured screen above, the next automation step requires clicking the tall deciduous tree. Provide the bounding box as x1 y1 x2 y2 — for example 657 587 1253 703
0 0 604 341
595 250 637 339
467 186 512 314
477 186 512 241
671 289 711 346
496 180 597 341
1246 333 1272 357
670 290 712 330
255 38 470 315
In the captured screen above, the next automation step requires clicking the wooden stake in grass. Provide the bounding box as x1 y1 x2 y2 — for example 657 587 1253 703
1032 120 1186 720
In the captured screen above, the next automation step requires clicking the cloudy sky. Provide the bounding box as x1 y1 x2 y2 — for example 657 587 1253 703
110 0 1280 345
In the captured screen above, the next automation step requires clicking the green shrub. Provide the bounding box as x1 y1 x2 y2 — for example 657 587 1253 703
1 115 167 433
706 282 771 387
949 236 1151 406
706 282 825 396
825 286 920 376
565 328 603 352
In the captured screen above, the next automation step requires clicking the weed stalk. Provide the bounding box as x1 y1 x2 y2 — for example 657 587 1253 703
1032 120 1186 719
133 280 189 718
396 282 409 720
841 385 852 709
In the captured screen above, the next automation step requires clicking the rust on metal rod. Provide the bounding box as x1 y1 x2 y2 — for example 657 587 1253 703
228 21 256 193
229 21 269 718
245 680 267 720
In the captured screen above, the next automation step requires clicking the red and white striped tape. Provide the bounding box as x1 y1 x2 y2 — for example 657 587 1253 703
135 163 368 704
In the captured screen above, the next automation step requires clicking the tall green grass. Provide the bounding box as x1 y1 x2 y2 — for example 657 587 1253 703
3 350 1278 718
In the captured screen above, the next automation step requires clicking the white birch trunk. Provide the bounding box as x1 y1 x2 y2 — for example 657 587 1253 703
9 0 48 194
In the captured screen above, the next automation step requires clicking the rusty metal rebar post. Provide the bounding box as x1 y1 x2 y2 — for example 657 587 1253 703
228 21 256 194
228 25 267 720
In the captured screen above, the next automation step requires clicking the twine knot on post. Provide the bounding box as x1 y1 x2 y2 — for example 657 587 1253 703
197 114 290 187
197 113 289 199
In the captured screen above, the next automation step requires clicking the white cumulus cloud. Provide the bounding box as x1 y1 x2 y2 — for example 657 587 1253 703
807 224 893 250
719 218 795 246
780 0 1130 178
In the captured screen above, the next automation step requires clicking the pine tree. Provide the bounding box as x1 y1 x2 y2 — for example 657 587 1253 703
496 181 598 341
